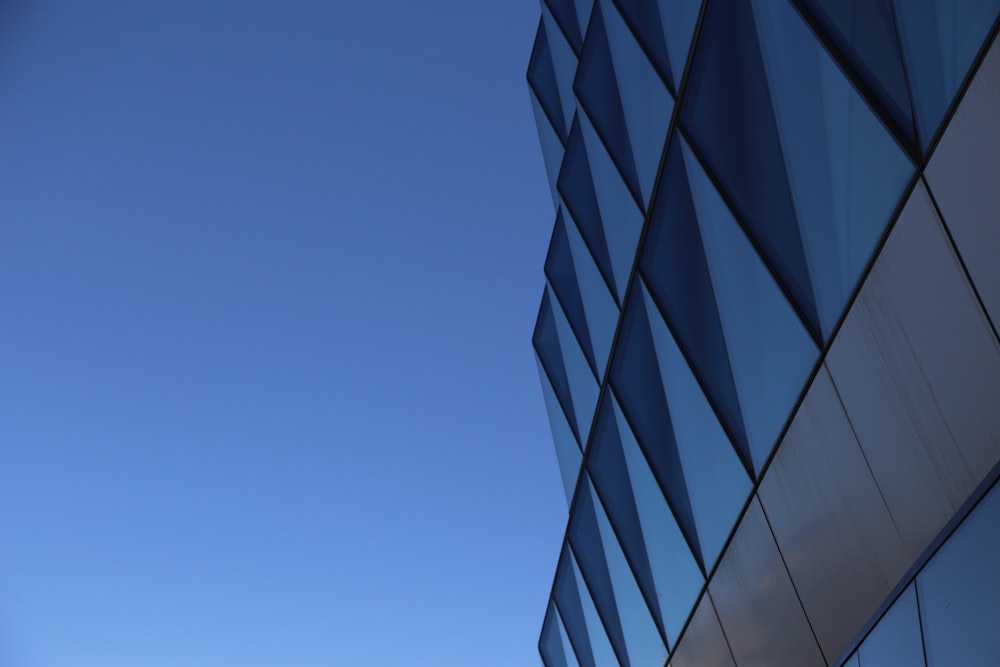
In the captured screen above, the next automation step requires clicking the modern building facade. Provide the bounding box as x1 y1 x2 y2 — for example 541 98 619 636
527 2 1000 666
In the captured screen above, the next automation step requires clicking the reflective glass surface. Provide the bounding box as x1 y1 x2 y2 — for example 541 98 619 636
531 94 566 210
542 602 582 667
572 477 667 666
859 584 926 667
614 0 701 89
894 0 1000 148
749 0 915 338
546 0 585 54
534 288 600 444
542 4 581 133
641 135 817 473
537 356 582 506
918 480 1000 667
710 497 826 667
796 0 916 146
588 393 704 648
529 20 570 142
668 592 737 667
547 210 601 376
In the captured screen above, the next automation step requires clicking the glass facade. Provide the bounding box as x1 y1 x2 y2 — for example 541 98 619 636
528 1 1000 666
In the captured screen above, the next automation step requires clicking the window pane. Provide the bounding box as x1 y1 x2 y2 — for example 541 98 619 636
859 584 926 667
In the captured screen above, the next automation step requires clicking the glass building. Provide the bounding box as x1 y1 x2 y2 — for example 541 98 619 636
527 2 1000 666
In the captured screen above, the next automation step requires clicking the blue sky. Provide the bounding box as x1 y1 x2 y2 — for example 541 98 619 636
0 1 566 665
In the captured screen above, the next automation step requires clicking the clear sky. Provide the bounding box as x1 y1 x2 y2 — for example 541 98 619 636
0 1 566 665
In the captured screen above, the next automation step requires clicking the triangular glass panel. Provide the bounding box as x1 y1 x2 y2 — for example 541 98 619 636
893 0 1000 150
616 0 701 90
546 211 599 376
751 0 915 338
638 283 753 568
679 0 821 339
574 3 643 204
529 20 569 142
797 0 918 149
678 135 819 474
599 0 674 207
537 356 583 507
639 138 752 472
553 549 598 667
609 290 701 569
542 5 581 134
545 0 585 54
541 601 581 667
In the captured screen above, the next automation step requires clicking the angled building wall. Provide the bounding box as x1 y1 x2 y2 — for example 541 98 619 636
528 1 1000 666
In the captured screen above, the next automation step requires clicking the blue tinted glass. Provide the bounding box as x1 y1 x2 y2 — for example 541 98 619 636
638 285 752 569
797 0 916 146
679 0 821 337
615 0 701 89
529 20 569 142
541 602 580 667
574 3 642 204
599 0 674 206
578 112 645 300
534 291 579 438
572 478 667 665
546 0 584 54
547 211 600 376
918 479 1000 667
537 356 582 506
531 95 566 210
533 289 600 444
549 286 601 442
574 0 594 38
859 584 926 667
596 393 704 647
569 480 630 665
554 550 599 667
559 119 618 301
750 0 915 339
610 290 700 566
677 136 818 471
589 478 668 665
894 0 1000 149
568 548 620 667
562 207 619 376
639 137 751 470
846 653 860 667
542 6 581 133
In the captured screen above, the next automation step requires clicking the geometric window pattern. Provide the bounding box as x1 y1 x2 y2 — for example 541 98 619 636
529 0 1000 664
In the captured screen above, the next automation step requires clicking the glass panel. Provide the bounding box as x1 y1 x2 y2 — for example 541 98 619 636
542 5 580 133
614 0 701 89
554 548 604 667
918 478 1000 667
797 0 916 146
925 34 1000 327
575 2 642 204
709 497 825 667
531 94 566 210
757 366 910 663
859 584 926 667
894 0 1000 148
588 393 704 648
573 477 668 666
563 207 619 376
547 210 600 376
599 0 674 205
609 288 700 564
679 0 818 337
534 288 600 445
639 285 750 571
545 0 584 54
529 20 570 142
642 135 817 473
750 0 915 339
537 356 582 506
569 548 621 667
542 601 582 667
826 182 1000 565
669 592 737 667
